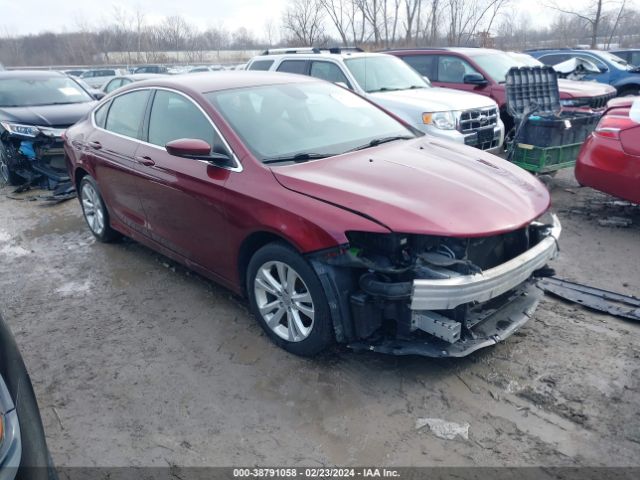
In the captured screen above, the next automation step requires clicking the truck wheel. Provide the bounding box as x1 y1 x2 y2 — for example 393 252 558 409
79 175 119 242
247 242 334 356
0 143 25 186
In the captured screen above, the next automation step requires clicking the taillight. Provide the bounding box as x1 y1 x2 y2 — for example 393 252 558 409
594 108 635 139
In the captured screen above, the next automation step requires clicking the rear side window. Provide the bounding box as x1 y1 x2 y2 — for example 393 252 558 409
277 60 307 75
94 101 110 128
148 90 221 151
104 90 150 139
538 54 571 66
310 61 350 86
402 55 437 80
249 60 274 71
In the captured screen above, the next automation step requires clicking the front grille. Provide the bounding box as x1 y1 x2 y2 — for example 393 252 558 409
459 107 499 150
588 92 616 110
459 107 499 133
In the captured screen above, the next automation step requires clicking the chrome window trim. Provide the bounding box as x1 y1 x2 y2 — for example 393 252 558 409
91 86 243 173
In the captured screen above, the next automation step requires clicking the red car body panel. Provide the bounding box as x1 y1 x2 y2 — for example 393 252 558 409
274 138 549 237
575 98 640 204
386 49 617 111
64 72 551 295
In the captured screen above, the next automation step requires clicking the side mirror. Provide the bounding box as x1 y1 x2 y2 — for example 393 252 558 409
463 73 488 85
165 138 232 165
92 90 106 100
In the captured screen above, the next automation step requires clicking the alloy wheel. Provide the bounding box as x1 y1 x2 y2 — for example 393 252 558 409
253 260 315 342
81 182 105 235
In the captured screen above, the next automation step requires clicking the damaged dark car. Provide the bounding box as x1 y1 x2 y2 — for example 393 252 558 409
64 72 561 358
0 71 97 190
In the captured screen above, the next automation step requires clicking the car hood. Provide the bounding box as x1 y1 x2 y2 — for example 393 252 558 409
0 101 96 128
272 138 550 237
369 87 496 112
557 79 616 98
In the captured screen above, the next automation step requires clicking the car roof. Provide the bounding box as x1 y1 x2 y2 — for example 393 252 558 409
0 70 66 79
384 47 502 55
119 71 319 94
253 51 388 62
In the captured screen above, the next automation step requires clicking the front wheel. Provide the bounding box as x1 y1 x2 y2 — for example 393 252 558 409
79 175 119 242
0 143 25 186
247 242 334 356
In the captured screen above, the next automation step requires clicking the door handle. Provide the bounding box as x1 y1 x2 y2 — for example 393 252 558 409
88 141 102 150
135 155 156 167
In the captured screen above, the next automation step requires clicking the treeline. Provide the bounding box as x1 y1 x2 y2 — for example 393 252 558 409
0 0 638 67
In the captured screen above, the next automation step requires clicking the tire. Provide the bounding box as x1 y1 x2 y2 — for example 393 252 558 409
247 242 334 356
618 86 639 97
0 315 58 480
79 175 119 242
0 142 26 186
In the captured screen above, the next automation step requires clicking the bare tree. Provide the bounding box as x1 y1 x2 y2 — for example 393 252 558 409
404 0 422 44
264 19 278 46
546 0 607 48
282 0 326 46
320 0 352 45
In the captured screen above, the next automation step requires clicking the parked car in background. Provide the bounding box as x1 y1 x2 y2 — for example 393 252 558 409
1 313 57 480
188 66 223 73
68 76 105 100
80 68 126 88
63 69 85 77
102 74 167 94
528 48 640 96
386 48 617 131
576 97 640 204
248 48 504 152
610 49 640 67
0 70 96 187
64 72 560 358
132 65 169 74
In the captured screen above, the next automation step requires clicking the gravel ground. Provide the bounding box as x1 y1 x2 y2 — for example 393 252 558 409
0 169 638 468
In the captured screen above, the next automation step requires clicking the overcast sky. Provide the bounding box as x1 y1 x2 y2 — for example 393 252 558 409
0 0 583 37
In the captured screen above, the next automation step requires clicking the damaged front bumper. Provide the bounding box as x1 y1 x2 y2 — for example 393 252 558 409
311 214 562 358
411 214 561 310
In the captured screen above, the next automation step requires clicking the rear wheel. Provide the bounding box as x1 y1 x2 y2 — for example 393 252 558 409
79 175 119 242
247 242 334 356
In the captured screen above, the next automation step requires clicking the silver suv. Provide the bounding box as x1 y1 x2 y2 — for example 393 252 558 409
248 48 504 152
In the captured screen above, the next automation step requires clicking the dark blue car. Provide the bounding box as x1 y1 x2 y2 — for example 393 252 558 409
527 48 640 96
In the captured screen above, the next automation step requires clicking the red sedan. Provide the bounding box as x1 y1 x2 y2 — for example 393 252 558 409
64 72 561 358
576 97 640 204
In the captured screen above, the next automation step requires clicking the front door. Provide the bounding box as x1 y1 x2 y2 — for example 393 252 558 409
132 89 237 276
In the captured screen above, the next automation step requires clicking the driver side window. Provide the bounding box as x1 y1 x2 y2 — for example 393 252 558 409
436 55 478 83
148 90 225 154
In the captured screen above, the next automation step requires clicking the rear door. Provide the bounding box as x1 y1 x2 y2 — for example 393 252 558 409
132 89 238 274
86 89 151 231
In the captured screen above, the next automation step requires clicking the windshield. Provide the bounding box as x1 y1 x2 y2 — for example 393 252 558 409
473 52 542 83
345 56 429 93
206 81 416 163
0 76 93 107
596 51 632 70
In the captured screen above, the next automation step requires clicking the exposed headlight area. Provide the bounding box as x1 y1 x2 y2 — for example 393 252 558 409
0 375 21 477
560 98 590 107
312 214 561 357
0 122 65 139
422 111 457 130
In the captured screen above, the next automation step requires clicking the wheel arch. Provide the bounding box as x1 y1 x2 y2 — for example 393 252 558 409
237 230 302 297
